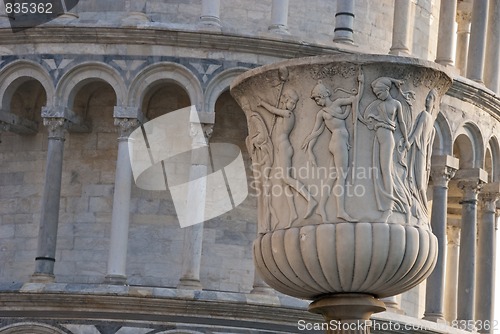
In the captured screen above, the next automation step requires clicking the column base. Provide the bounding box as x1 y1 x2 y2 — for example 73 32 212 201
177 278 202 290
268 24 290 35
30 273 55 283
333 37 354 45
250 285 276 295
104 274 128 285
422 313 446 323
381 297 404 314
389 49 411 56
198 17 222 30
122 11 150 26
309 294 385 334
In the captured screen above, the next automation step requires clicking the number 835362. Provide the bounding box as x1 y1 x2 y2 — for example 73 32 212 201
5 2 53 14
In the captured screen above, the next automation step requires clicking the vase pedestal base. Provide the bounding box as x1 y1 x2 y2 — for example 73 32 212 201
309 294 386 334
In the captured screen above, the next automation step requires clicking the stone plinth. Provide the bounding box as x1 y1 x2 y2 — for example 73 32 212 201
231 54 452 333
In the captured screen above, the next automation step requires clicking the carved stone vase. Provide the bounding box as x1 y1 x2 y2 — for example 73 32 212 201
230 54 452 333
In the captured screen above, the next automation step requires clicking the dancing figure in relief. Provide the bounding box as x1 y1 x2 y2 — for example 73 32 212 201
407 89 438 222
258 89 317 226
362 77 413 223
247 110 278 232
302 73 363 222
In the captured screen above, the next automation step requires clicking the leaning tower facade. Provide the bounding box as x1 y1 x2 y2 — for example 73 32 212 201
0 1 498 333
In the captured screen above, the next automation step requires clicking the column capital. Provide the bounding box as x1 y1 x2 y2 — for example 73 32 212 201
42 106 90 133
114 118 141 139
457 179 484 202
447 225 461 246
454 168 488 201
480 182 500 213
431 155 459 188
43 117 68 140
456 10 472 28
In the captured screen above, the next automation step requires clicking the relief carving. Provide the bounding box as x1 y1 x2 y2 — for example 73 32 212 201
258 88 317 227
246 108 276 232
302 71 363 222
233 57 452 229
360 77 414 223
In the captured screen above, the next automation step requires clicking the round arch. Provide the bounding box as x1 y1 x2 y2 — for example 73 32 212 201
433 112 453 156
0 60 54 110
453 121 484 169
128 62 203 111
0 322 66 334
487 135 500 182
205 67 249 115
55 62 127 108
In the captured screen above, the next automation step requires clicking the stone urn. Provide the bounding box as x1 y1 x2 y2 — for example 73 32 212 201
231 54 452 333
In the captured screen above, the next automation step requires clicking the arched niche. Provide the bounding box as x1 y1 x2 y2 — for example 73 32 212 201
141 81 191 120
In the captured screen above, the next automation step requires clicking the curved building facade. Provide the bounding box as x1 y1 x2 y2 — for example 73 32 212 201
0 0 498 333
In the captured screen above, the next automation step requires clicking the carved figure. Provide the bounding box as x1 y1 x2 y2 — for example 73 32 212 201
247 112 277 232
362 77 412 223
302 74 364 222
258 89 317 226
407 89 438 221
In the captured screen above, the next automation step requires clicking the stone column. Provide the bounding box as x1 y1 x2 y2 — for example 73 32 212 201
105 115 141 285
251 269 275 295
475 183 499 333
435 0 457 66
466 0 489 83
444 223 461 322
177 123 213 290
484 0 500 94
31 117 67 282
423 156 459 322
333 0 355 44
389 0 413 56
268 0 289 34
456 169 487 327
381 296 402 313
456 8 472 76
200 0 221 28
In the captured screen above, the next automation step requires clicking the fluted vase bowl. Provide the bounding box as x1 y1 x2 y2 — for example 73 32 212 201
230 54 452 303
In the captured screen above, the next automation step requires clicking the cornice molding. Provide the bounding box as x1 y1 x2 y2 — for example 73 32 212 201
0 26 349 59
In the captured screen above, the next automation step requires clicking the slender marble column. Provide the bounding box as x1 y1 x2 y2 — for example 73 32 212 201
456 178 484 327
333 0 355 44
200 0 221 27
105 118 140 284
485 0 500 94
424 160 458 322
466 0 489 83
268 0 289 34
456 9 472 76
444 223 461 322
31 118 67 282
178 123 213 290
435 0 457 66
389 0 412 56
476 183 499 333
